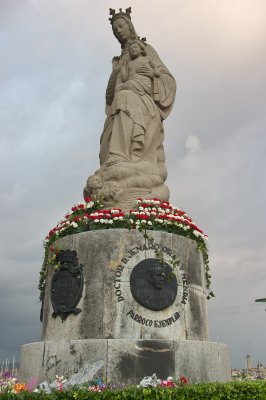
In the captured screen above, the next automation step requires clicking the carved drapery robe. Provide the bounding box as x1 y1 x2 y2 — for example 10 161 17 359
99 44 176 181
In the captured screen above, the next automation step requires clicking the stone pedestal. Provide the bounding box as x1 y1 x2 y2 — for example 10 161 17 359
20 339 230 384
20 230 231 383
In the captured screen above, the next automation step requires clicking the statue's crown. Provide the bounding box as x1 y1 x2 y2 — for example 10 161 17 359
109 7 132 24
57 249 78 265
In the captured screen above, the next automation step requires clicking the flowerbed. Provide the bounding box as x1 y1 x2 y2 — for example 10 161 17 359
39 198 213 299
2 381 266 400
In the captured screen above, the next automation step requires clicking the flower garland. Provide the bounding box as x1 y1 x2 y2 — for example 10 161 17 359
39 198 213 300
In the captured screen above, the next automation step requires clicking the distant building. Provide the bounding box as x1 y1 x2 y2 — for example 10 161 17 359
246 354 253 370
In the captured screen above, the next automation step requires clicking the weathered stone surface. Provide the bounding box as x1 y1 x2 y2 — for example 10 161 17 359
20 340 106 383
173 341 231 383
41 230 208 342
20 339 231 384
108 339 175 385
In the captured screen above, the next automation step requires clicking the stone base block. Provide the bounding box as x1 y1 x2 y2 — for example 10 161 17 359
20 339 231 384
41 230 209 342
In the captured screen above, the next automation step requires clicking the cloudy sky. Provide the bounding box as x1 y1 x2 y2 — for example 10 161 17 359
1 0 266 370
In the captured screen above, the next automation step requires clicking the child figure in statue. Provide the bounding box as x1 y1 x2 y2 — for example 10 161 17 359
118 39 160 96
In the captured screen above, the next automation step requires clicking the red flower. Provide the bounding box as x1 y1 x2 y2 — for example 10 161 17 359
180 376 189 385
140 203 150 208
135 213 149 220
160 380 176 387
101 209 111 214
84 197 92 202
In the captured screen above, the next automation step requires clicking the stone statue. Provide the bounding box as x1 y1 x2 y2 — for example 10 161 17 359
84 7 176 210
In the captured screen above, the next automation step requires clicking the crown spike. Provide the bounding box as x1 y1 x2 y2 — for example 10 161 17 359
109 6 132 24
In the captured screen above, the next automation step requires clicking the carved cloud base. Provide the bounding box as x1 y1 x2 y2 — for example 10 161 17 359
83 160 169 211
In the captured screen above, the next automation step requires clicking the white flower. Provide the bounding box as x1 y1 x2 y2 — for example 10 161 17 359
139 206 144 211
141 220 146 224
71 222 78 228
108 220 113 224
119 216 124 220
94 219 99 223
147 221 152 225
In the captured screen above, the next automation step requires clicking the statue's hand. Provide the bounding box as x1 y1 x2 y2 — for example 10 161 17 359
136 65 154 79
112 56 120 73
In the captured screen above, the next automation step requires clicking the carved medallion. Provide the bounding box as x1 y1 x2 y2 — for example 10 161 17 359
51 250 83 321
130 258 177 311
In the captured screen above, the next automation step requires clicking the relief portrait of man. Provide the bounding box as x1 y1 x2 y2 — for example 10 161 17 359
130 258 177 311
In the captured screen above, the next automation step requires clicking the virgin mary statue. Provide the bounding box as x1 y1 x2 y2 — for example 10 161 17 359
84 7 176 210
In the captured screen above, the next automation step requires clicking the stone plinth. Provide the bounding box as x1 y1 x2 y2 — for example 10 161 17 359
20 339 230 384
20 230 231 383
42 230 208 342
